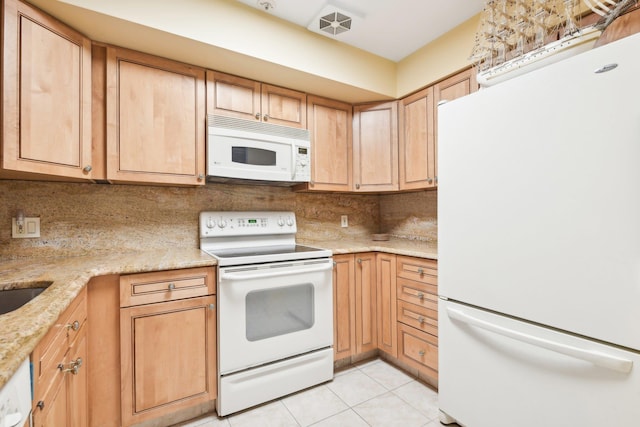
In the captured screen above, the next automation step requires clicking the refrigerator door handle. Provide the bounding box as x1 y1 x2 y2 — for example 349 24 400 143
447 306 633 373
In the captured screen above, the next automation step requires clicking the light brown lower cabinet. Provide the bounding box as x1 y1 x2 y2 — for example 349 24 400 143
332 253 377 363
119 268 217 427
397 322 438 384
334 253 438 386
395 256 439 385
376 253 397 357
31 287 88 427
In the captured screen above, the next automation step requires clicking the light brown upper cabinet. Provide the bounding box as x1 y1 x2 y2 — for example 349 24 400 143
433 68 478 186
301 95 353 192
398 87 436 190
1 0 92 181
105 47 206 186
206 71 306 129
352 101 399 192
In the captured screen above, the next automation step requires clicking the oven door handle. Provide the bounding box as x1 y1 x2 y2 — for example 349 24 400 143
220 263 332 281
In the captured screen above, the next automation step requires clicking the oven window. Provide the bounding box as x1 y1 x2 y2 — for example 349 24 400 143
232 146 277 166
245 283 315 341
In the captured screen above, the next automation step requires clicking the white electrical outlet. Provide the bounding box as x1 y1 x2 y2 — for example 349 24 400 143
12 217 40 238
341 215 348 228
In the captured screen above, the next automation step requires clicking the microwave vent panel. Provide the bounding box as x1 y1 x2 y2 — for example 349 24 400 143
208 115 310 140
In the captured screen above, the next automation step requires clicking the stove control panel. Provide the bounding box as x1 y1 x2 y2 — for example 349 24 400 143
199 211 296 237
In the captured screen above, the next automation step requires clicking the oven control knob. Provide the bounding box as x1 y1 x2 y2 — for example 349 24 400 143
286 217 294 226
219 220 228 229
277 218 285 226
206 218 216 229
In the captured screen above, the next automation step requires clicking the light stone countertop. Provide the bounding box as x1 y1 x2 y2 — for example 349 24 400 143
0 238 436 389
0 248 217 389
300 237 438 260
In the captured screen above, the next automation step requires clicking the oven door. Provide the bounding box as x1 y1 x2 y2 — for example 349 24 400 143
218 257 333 375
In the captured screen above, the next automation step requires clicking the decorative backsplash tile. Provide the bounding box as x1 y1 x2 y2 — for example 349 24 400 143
0 180 387 259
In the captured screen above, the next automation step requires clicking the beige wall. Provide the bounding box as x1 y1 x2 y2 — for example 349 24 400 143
397 15 480 97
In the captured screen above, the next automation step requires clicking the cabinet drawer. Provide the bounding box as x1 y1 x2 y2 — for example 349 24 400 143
120 267 215 307
32 288 87 399
397 323 438 381
396 256 437 285
397 300 437 337
396 278 437 310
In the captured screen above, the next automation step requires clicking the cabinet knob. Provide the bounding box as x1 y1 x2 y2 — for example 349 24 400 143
418 316 425 324
435 176 438 184
417 292 424 300
67 320 80 331
208 303 216 310
357 258 362 264
37 401 45 410
333 261 337 266
168 283 176 291
355 183 360 190
427 178 433 184
417 268 424 275
263 114 269 122
255 113 261 120
83 165 92 173
418 350 426 357
197 174 204 181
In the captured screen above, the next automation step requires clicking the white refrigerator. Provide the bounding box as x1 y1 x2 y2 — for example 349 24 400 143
437 32 640 427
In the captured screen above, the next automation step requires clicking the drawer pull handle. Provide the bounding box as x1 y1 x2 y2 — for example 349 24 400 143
418 350 426 357
417 292 424 300
59 358 83 375
168 283 176 291
67 320 80 331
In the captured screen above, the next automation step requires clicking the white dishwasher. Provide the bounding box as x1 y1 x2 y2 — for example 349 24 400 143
0 358 31 427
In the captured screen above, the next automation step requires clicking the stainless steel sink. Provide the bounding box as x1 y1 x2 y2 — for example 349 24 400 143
0 284 50 315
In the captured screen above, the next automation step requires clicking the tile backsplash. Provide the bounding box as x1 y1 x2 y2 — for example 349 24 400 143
0 180 437 259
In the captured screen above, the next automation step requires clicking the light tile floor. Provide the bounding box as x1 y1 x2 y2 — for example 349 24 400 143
176 359 450 427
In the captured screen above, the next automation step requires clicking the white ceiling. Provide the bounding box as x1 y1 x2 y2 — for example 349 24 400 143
236 0 485 61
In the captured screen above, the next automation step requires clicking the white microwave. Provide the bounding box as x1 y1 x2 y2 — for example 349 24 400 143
207 115 311 185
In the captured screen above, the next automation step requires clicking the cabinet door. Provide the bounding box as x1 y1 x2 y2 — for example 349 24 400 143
32 371 68 427
306 96 353 192
355 253 377 354
333 254 356 361
260 84 306 128
206 71 260 121
353 102 398 192
399 87 436 190
376 253 397 357
2 0 92 180
120 295 216 427
433 67 478 185
106 47 206 186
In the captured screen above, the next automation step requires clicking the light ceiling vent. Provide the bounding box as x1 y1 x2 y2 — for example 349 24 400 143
308 5 361 39
319 12 352 35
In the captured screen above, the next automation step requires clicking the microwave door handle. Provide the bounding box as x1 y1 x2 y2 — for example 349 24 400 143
291 144 297 180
